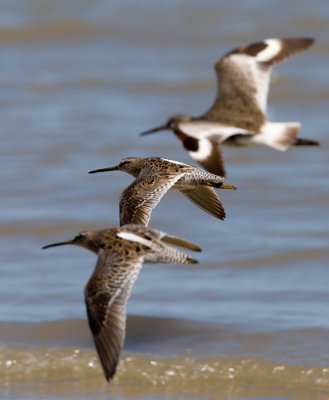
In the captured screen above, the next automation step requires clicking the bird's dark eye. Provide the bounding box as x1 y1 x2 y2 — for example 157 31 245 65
75 233 85 241
120 161 130 167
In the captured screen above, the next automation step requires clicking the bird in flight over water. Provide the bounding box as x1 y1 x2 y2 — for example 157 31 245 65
42 224 200 382
89 156 236 226
141 37 319 177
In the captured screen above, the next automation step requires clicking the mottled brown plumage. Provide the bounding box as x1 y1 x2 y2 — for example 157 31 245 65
42 224 200 381
89 157 236 225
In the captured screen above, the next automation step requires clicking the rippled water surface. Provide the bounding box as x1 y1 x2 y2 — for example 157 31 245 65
1 1 329 399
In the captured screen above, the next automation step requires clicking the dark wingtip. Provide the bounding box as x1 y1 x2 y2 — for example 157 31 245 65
303 37 316 47
104 372 112 382
103 364 117 382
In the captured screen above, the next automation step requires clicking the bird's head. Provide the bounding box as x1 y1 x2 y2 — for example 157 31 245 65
88 157 143 177
42 230 101 253
140 114 191 136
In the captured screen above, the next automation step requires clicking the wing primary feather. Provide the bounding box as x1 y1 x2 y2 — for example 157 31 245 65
84 250 143 381
181 186 226 220
160 234 201 252
119 171 186 226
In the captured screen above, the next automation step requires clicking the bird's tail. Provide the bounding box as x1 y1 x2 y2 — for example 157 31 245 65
261 122 301 151
292 137 319 146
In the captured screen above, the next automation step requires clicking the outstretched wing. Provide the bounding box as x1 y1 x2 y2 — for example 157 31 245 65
119 224 201 252
175 121 251 177
160 233 201 252
181 186 226 220
119 170 186 226
202 37 315 130
84 250 143 381
116 226 199 264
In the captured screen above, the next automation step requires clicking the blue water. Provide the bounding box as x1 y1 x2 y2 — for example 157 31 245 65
1 1 329 399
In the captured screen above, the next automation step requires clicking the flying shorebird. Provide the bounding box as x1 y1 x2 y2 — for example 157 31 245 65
140 37 319 177
42 224 200 382
89 156 236 225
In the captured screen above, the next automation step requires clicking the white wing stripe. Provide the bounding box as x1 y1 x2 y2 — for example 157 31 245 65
116 232 147 245
256 39 282 62
229 53 270 113
161 158 188 166
188 138 212 161
178 121 249 138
